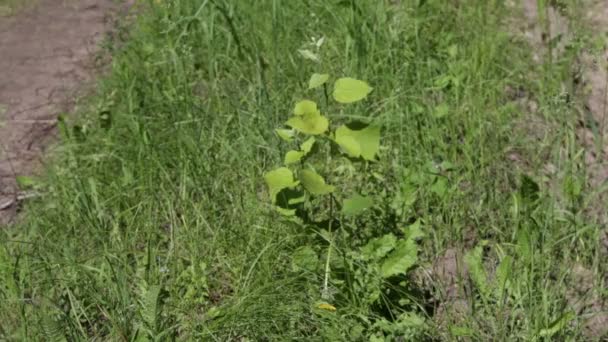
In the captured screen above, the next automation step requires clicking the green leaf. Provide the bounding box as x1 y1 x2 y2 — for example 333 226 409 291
539 312 574 337
433 103 449 118
495 255 512 296
288 100 329 135
342 194 373 216
430 177 448 197
284 150 305 165
16 176 37 189
292 246 318 272
520 174 540 207
402 218 424 240
141 284 161 329
298 49 320 62
275 207 296 216
361 233 396 260
299 169 334 195
380 238 417 278
394 312 425 329
294 100 319 116
300 137 315 154
275 128 295 142
308 73 330 89
334 133 361 158
450 326 475 337
334 124 380 161
333 77 373 103
464 245 490 299
286 113 329 135
288 194 305 205
264 167 299 203
284 137 315 165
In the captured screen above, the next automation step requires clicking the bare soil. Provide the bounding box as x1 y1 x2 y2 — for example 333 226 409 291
517 0 608 338
0 0 129 225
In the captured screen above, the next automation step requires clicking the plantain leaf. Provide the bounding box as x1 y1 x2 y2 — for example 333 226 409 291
284 150 305 165
333 77 373 103
342 194 373 216
309 73 330 89
380 238 417 278
495 255 512 296
334 124 380 161
264 167 299 203
361 233 396 261
292 246 318 272
300 169 334 195
464 245 490 300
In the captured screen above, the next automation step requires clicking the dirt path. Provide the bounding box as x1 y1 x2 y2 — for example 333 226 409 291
518 0 608 339
0 0 128 225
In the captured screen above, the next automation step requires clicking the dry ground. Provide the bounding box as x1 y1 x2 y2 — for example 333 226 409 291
0 0 128 224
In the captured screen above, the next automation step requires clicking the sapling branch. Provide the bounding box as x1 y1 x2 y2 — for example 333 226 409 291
322 192 334 300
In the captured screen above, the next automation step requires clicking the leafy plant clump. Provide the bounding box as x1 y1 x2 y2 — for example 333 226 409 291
264 74 426 340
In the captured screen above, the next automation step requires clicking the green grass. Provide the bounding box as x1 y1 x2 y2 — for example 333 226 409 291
0 0 36 15
1 0 605 340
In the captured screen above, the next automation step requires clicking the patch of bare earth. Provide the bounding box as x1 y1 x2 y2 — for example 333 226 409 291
514 0 608 339
0 0 131 225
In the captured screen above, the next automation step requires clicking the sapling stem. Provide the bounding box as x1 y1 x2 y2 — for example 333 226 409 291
322 194 334 300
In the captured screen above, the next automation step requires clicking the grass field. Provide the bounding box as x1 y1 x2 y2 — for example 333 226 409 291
1 0 606 340
0 0 35 15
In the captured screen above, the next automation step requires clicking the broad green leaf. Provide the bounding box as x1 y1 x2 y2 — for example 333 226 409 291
308 73 330 89
394 312 425 329
275 128 295 142
495 255 512 296
334 124 380 161
333 77 373 104
361 233 396 261
299 169 334 195
342 194 373 216
430 177 448 198
286 113 329 135
141 284 161 328
298 49 320 62
264 167 299 203
16 176 37 189
380 238 417 278
464 245 490 299
294 100 319 116
288 194 306 205
292 246 318 272
284 150 305 165
520 174 540 207
450 326 475 337
539 312 574 337
433 103 449 118
402 218 424 240
334 134 361 158
276 207 296 216
300 137 315 154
